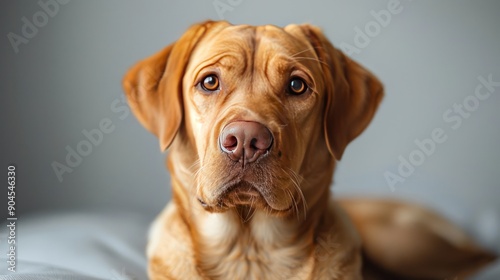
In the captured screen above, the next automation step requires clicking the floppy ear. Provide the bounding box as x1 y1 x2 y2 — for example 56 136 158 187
300 25 384 160
122 21 217 151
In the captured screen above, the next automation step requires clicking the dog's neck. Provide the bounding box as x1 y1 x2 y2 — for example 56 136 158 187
178 184 331 279
167 149 337 278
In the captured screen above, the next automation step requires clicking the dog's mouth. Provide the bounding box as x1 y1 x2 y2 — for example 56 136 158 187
220 182 263 207
199 180 294 215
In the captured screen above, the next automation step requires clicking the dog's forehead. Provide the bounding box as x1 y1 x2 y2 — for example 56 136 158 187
218 24 307 52
190 24 315 68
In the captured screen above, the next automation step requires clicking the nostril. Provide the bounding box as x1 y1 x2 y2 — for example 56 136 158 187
251 135 272 151
222 135 238 152
250 138 258 150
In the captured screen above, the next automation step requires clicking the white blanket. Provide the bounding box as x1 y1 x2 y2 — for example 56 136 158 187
1 212 498 279
1 212 148 279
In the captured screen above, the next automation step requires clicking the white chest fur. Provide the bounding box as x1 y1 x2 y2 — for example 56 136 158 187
196 210 314 280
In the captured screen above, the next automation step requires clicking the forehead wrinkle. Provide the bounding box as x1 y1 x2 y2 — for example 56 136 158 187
257 26 319 68
256 35 322 96
253 52 298 96
225 25 259 78
189 53 241 85
195 53 240 71
250 31 289 95
195 30 257 81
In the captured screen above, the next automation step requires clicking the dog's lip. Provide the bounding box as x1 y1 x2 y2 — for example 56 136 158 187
218 181 260 202
209 180 293 212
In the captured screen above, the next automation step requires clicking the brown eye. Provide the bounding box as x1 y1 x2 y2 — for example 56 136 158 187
288 77 308 95
201 75 220 92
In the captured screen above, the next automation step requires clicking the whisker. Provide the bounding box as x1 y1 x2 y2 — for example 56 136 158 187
290 48 313 58
244 196 256 223
286 167 308 221
188 159 201 172
293 56 329 67
287 188 299 222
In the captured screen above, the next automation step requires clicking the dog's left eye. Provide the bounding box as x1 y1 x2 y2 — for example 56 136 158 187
200 74 220 92
288 77 308 95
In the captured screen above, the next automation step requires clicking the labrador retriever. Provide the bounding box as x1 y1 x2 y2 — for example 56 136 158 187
123 21 496 280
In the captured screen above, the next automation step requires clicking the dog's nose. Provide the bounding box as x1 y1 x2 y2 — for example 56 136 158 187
219 121 273 164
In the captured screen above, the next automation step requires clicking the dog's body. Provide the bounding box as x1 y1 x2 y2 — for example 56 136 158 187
124 21 496 279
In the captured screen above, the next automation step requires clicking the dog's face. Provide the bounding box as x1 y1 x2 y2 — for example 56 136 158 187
183 24 331 214
123 21 383 217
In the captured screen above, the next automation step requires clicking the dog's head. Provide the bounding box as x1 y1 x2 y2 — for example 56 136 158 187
123 21 383 216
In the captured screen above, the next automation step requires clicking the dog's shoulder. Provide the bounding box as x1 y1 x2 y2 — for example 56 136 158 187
309 200 363 279
148 203 204 279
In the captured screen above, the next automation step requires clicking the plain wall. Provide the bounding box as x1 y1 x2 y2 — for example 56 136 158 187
1 0 499 252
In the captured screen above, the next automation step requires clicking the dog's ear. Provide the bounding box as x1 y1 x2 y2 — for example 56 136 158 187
123 21 219 151
299 25 384 160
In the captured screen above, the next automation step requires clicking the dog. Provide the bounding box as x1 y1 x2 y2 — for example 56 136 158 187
123 21 496 279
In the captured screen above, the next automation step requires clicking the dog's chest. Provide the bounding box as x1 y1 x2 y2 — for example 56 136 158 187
196 211 314 280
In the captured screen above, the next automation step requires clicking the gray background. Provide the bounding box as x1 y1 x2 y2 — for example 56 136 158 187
1 0 499 257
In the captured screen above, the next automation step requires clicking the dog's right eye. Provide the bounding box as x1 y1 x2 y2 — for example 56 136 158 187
288 77 308 95
200 75 220 92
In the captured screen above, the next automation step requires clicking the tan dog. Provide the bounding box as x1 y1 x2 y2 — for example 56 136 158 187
123 21 496 279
